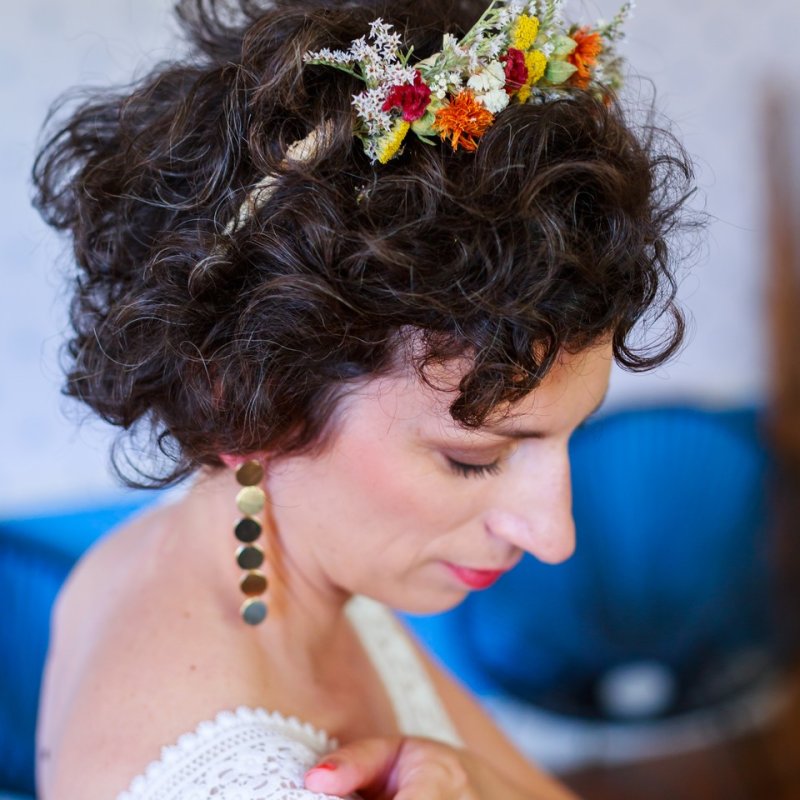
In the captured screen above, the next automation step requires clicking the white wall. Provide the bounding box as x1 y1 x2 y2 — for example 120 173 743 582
605 0 787 405
1 1 795 514
0 0 177 514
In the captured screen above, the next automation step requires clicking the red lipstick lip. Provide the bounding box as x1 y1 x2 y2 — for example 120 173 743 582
443 562 509 589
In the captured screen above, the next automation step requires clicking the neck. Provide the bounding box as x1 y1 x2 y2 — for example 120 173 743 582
179 466 354 672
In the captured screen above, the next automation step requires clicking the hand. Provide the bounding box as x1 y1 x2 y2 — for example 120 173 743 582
304 736 576 800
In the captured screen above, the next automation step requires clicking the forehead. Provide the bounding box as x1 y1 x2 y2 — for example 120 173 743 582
342 340 613 438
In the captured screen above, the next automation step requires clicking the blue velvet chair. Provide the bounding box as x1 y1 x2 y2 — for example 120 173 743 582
0 499 156 798
0 406 778 796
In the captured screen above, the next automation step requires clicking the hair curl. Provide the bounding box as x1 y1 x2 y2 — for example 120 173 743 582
33 0 696 488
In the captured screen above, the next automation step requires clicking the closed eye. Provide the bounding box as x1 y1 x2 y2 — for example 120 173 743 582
446 457 503 479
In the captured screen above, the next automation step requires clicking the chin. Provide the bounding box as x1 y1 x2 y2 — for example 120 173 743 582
369 585 469 617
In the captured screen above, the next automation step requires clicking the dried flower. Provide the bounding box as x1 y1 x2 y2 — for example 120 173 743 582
568 27 603 88
305 1 630 163
511 14 540 51
466 60 507 93
375 120 411 164
478 88 511 113
501 47 529 93
382 70 432 122
518 50 548 102
433 90 495 152
353 87 394 136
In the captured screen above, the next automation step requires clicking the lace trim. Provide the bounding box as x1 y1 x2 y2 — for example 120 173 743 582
345 595 463 747
116 705 340 800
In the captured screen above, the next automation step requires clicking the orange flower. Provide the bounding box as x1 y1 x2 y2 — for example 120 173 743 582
433 90 495 153
568 27 603 88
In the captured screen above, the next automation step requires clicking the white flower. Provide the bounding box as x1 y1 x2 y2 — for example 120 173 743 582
350 36 374 62
486 60 507 86
363 61 384 83
476 88 510 114
304 46 353 65
395 65 419 85
369 18 392 41
379 31 403 57
487 36 505 58
467 60 506 93
369 18 404 59
439 33 472 67
352 88 393 136
364 142 377 161
303 47 327 62
441 33 460 55
446 71 464 92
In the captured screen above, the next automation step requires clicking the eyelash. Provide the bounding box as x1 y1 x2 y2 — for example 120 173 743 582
446 457 503 479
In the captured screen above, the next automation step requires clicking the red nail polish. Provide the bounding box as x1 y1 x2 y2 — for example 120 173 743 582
310 760 338 771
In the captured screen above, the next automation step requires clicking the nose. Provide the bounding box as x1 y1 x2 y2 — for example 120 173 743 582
484 445 576 564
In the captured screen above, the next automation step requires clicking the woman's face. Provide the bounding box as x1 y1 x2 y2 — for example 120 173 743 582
267 341 613 615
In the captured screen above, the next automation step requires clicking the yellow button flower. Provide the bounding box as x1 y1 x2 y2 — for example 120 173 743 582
518 51 548 103
511 15 540 52
376 120 411 164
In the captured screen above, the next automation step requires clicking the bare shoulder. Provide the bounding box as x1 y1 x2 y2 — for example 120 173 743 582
398 620 577 799
37 505 272 800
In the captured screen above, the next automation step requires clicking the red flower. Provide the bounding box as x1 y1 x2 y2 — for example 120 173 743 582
501 48 529 95
382 70 432 122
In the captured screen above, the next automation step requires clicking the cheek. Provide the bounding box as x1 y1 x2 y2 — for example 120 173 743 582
326 432 477 537
338 436 433 523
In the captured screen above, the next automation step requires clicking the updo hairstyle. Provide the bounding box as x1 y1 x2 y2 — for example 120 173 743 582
33 0 695 486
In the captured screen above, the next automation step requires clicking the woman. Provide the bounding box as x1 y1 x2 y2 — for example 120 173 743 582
31 0 692 797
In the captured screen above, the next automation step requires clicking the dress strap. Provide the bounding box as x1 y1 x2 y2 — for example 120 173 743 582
344 595 463 748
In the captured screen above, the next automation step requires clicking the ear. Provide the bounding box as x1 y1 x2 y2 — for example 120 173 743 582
219 454 270 474
219 453 241 470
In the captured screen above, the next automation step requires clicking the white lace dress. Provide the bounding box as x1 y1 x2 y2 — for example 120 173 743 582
116 595 463 799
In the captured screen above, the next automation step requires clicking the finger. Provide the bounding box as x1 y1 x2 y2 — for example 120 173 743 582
393 748 472 800
304 737 403 796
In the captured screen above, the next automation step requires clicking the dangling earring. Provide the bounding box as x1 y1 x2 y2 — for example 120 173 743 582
233 459 269 625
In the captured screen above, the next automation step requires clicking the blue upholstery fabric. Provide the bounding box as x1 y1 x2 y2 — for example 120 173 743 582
403 406 777 718
0 499 155 797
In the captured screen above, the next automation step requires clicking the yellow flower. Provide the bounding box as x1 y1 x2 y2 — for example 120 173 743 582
376 120 411 164
518 50 548 103
511 14 540 51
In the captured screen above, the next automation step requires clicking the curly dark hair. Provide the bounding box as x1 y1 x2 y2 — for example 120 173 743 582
32 0 695 488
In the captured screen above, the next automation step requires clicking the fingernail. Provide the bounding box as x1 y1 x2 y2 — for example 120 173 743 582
308 759 338 772
305 760 339 789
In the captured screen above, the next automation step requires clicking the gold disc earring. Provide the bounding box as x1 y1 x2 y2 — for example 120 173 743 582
233 459 269 625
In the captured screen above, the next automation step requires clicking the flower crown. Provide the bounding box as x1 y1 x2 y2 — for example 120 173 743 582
304 0 634 164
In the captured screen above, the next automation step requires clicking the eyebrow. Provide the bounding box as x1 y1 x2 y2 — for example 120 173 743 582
486 386 610 440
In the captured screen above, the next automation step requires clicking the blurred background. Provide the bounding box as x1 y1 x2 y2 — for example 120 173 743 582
2 1 800 798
